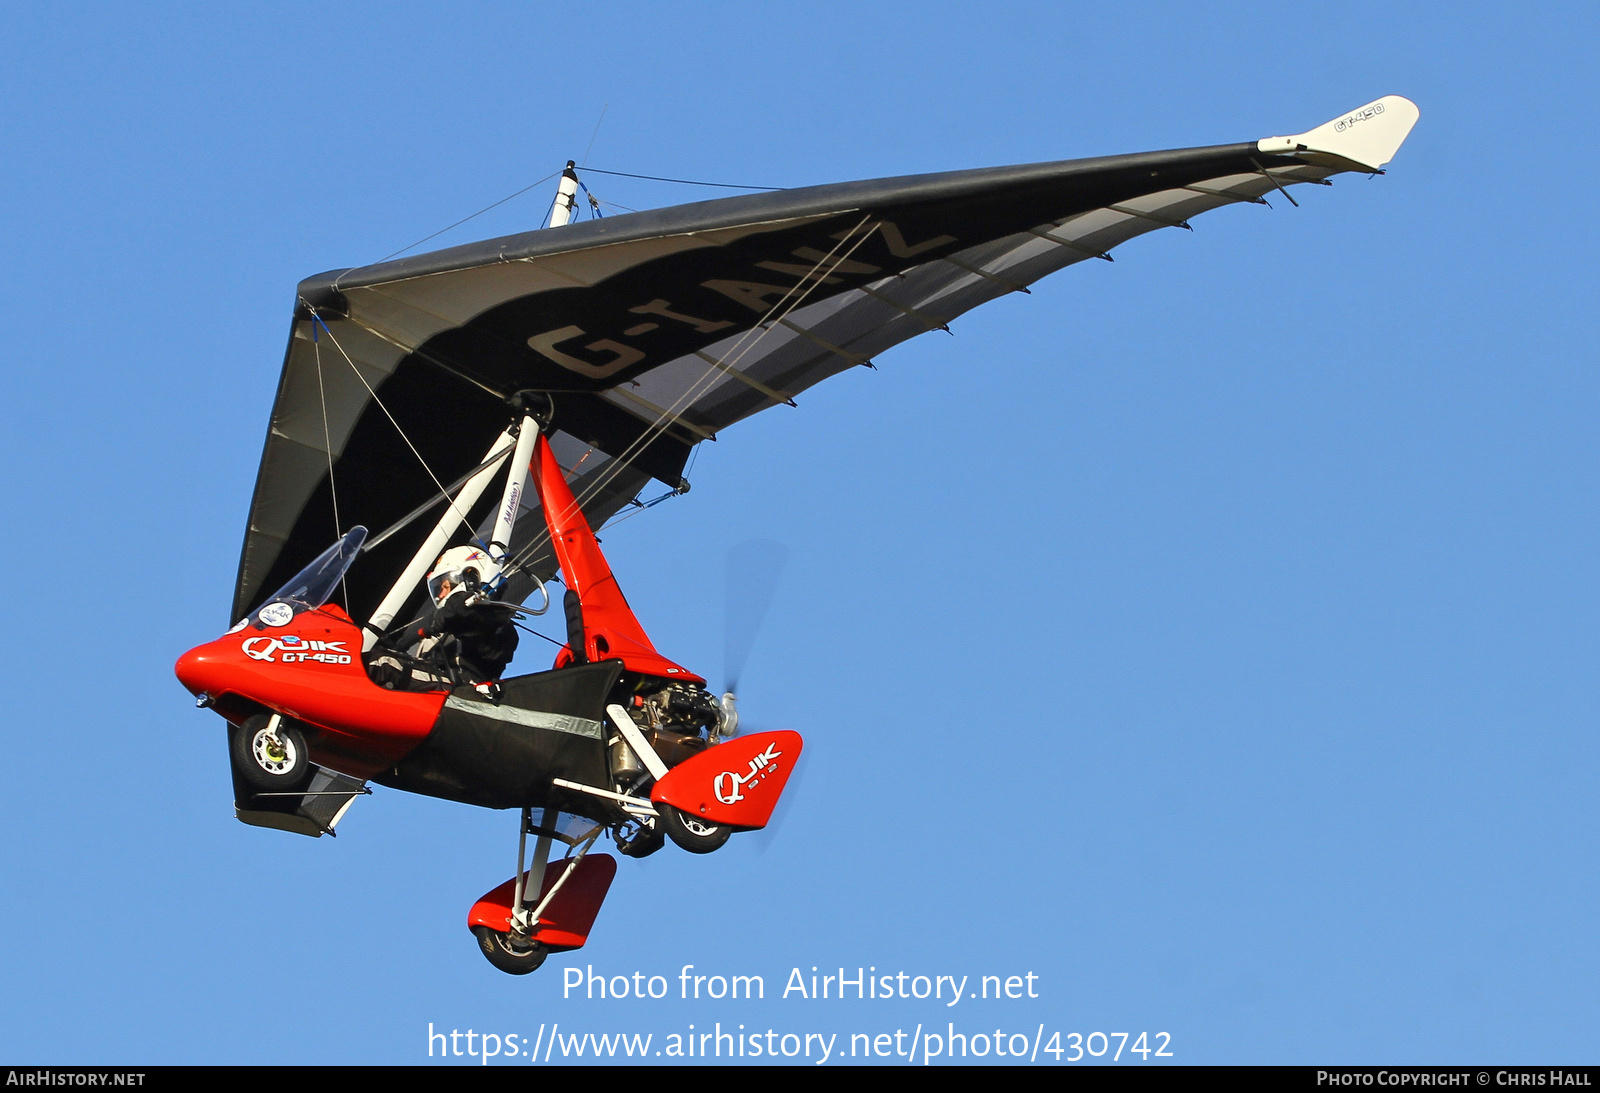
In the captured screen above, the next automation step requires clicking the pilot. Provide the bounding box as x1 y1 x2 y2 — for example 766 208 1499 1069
366 546 519 696
418 546 520 686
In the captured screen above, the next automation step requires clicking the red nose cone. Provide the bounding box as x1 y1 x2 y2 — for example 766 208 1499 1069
175 643 214 696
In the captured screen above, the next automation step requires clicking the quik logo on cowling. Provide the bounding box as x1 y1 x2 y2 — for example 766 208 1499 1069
242 635 352 664
713 743 782 805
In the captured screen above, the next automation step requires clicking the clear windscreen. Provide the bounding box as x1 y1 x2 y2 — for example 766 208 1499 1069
251 526 368 621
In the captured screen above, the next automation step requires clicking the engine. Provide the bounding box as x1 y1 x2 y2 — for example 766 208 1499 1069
637 681 723 735
610 680 725 783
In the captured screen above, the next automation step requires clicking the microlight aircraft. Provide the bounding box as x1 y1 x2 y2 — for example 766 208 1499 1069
176 97 1418 974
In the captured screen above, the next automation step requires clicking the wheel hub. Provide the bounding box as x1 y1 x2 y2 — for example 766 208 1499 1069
252 731 295 773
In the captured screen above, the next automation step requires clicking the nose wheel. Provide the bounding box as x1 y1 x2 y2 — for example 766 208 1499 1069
230 713 312 792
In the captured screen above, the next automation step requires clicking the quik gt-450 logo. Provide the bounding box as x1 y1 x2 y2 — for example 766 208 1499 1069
1334 100 1386 132
713 742 782 805
242 635 352 665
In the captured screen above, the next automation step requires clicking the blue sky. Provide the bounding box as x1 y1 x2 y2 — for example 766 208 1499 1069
2 1 1596 1066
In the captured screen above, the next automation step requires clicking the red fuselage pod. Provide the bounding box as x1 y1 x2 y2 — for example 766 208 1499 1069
529 433 704 684
651 730 804 830
174 605 445 779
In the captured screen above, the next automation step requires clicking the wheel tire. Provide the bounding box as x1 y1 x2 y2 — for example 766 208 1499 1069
230 715 313 793
658 804 732 854
472 926 547 975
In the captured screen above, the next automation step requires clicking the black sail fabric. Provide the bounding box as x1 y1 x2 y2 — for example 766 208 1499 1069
234 97 1418 626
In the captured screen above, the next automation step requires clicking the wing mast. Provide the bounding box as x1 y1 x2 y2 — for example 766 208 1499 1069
362 161 589 647
548 161 580 228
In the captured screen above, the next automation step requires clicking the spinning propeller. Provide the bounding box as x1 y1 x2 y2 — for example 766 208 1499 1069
718 539 790 738
717 540 807 851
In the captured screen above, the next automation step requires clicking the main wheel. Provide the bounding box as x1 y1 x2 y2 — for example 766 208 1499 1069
230 715 312 792
472 926 547 975
658 804 732 854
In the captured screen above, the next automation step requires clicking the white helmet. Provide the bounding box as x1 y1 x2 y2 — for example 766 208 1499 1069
426 546 501 605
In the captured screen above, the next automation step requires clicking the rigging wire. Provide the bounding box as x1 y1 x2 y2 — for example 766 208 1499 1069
570 215 878 511
311 324 348 611
365 170 562 268
311 329 342 539
343 158 779 287
310 313 490 545
581 103 608 166
362 442 517 553
512 619 568 649
577 179 604 219
575 217 876 504
576 165 786 191
590 486 684 534
504 215 879 578
313 168 876 598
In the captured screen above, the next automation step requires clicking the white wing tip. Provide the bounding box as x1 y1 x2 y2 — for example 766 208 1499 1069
1258 95 1420 171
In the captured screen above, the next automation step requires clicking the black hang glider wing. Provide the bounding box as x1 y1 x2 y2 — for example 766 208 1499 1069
233 96 1418 625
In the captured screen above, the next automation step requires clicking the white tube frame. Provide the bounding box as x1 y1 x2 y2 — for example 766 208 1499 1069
363 427 515 648
606 703 669 781
551 777 660 819
488 414 540 568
